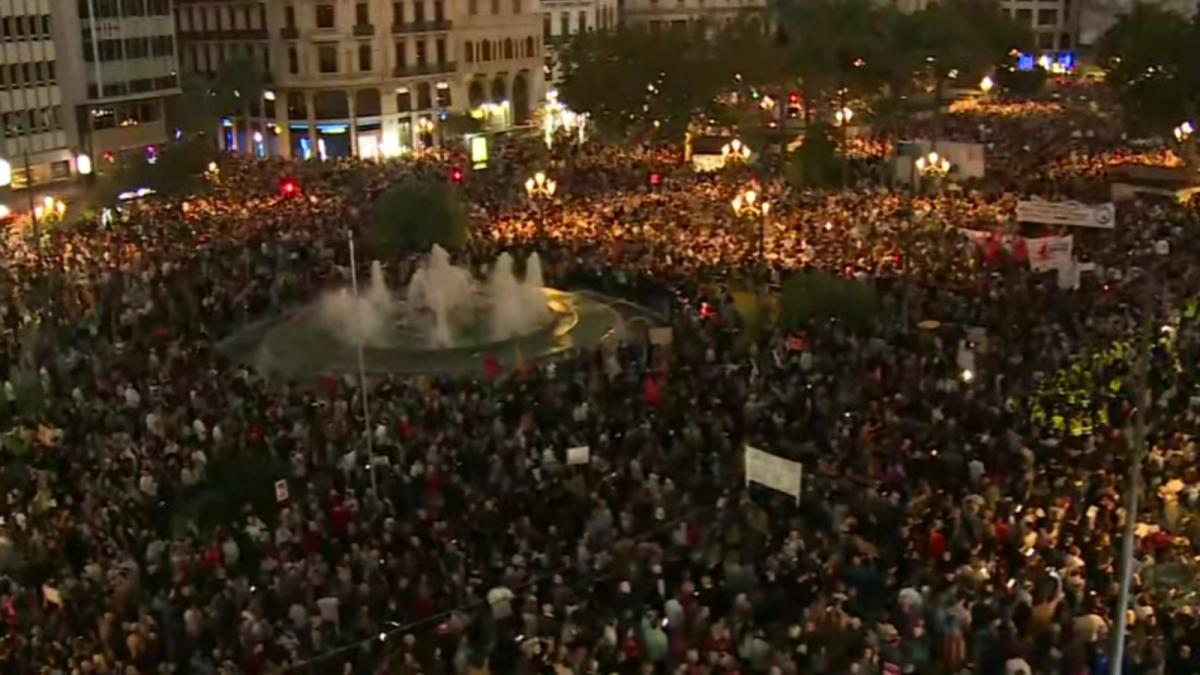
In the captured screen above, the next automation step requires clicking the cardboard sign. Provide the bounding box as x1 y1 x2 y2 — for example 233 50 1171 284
744 445 802 503
567 446 590 466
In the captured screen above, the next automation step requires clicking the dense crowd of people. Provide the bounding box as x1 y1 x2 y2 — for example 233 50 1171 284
0 89 1198 675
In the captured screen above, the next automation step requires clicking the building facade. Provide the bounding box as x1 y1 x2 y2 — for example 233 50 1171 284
175 0 545 159
1 0 179 200
999 0 1079 52
1 0 75 193
539 0 618 82
618 0 768 31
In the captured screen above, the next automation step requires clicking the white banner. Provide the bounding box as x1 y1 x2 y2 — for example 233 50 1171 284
1016 200 1116 229
567 446 590 465
1027 235 1074 272
744 445 803 503
274 479 290 503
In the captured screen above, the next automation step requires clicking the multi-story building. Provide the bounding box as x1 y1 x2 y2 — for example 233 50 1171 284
618 0 768 32
1 0 75 194
175 0 545 159
1 0 180 202
539 0 618 82
1000 0 1079 52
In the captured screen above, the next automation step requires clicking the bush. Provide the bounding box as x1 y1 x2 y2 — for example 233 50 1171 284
371 181 470 254
994 67 1047 97
174 453 288 535
779 270 879 330
784 123 846 188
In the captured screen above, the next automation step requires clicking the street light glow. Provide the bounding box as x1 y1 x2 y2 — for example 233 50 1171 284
0 158 10 187
77 154 94 176
979 75 994 94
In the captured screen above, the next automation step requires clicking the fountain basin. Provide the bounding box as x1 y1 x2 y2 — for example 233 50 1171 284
222 289 650 377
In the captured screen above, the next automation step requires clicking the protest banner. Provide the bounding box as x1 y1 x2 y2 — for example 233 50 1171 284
1027 235 1073 272
744 445 802 503
567 446 590 465
1017 200 1116 229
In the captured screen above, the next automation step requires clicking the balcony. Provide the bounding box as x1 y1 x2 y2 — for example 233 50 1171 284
390 19 452 33
178 28 269 40
280 26 299 39
392 61 457 77
353 23 375 36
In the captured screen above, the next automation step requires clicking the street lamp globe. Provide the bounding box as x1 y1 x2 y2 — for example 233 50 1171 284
0 158 11 187
76 154 94 176
979 75 995 94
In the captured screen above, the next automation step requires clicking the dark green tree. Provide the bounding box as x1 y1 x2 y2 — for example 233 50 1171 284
1095 3 1200 134
779 269 879 330
85 139 219 209
784 123 845 187
914 0 1032 102
371 182 469 253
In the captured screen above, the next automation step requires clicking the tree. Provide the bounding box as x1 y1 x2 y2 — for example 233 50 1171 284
913 0 1032 102
371 182 469 254
216 56 271 153
85 138 219 210
558 26 729 138
1096 3 1200 135
779 269 879 330
784 123 845 187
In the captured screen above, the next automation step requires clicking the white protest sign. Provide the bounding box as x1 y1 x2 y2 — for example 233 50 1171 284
1027 235 1073 273
274 479 290 503
1017 200 1115 229
744 445 803 503
567 446 591 465
648 327 674 346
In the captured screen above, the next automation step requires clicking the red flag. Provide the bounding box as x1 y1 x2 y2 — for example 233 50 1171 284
1011 237 1028 262
643 375 661 407
484 354 502 380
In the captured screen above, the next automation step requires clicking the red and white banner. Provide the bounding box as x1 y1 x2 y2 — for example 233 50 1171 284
1027 235 1073 272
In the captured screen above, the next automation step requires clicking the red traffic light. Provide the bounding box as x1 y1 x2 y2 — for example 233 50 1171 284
279 178 300 196
648 172 662 187
788 91 800 105
450 166 464 183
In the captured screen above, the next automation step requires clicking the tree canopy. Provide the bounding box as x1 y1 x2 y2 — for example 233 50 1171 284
1095 3 1200 134
779 269 879 330
85 139 219 210
370 182 469 254
557 21 781 138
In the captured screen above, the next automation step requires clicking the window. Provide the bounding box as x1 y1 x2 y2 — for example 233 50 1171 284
414 2 425 23
1060 32 1072 48
525 36 534 56
578 10 586 31
512 0 520 12
560 12 568 35
436 82 450 107
416 40 427 66
316 4 335 28
417 83 431 109
436 37 446 64
503 38 513 59
261 45 271 72
434 0 445 21
359 44 372 70
395 42 407 68
469 0 478 14
393 2 404 23
1015 8 1032 23
1036 31 1055 49
288 46 299 73
285 5 296 28
491 0 499 13
542 13 551 38
317 44 337 72
356 2 369 24
396 88 412 112
464 41 474 62
1037 8 1057 25
481 41 491 60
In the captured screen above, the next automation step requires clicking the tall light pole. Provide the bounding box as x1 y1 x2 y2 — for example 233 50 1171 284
731 186 771 295
347 231 378 496
914 150 951 193
524 170 557 240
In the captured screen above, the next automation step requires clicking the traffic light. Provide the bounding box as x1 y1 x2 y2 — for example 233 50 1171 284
450 166 464 184
787 91 801 118
648 171 662 188
279 177 300 196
